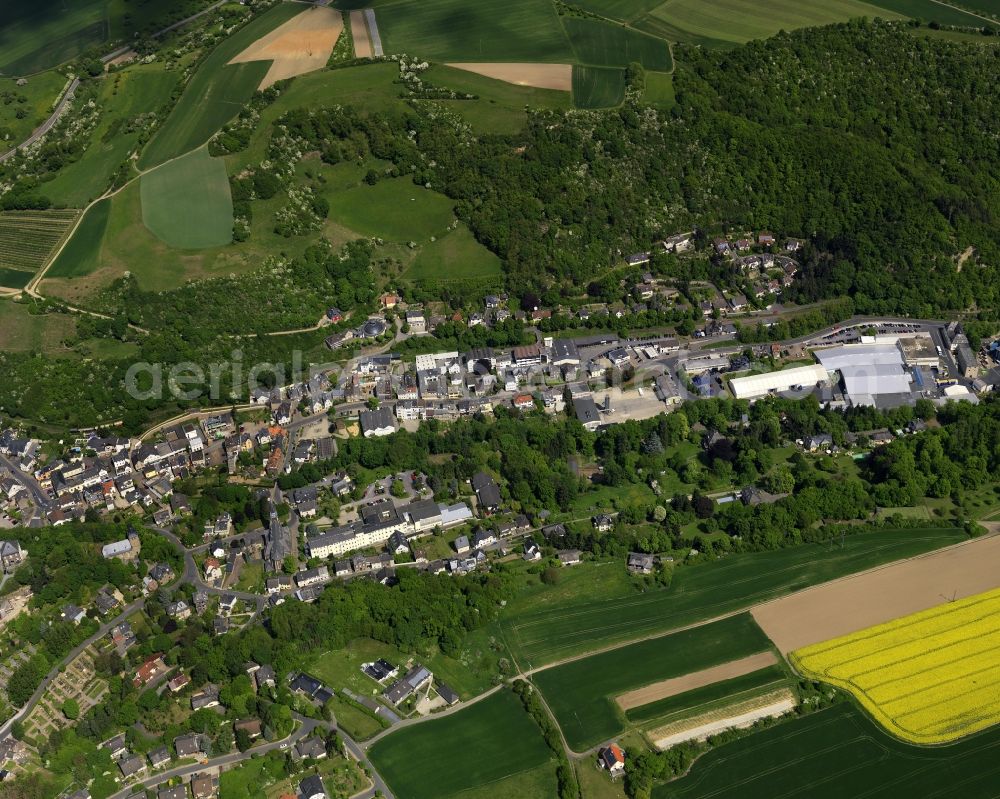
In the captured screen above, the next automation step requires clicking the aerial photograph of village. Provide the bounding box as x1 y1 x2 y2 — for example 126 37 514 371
0 0 999 797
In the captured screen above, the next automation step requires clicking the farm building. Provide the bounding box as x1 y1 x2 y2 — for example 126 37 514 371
729 364 828 400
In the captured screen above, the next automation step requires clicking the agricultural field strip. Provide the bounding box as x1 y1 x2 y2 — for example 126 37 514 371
616 651 779 711
649 688 796 749
508 533 956 659
630 672 791 728
792 587 1000 741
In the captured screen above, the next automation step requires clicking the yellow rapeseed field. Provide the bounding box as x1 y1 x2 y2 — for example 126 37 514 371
791 586 1000 744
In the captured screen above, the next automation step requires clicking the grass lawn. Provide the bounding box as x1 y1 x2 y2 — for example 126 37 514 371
43 62 181 207
139 2 303 169
654 702 1000 799
625 663 789 725
47 199 110 278
643 71 674 107
636 0 905 48
424 64 573 134
327 693 387 741
577 759 629 799
369 689 555 799
372 0 574 62
325 176 455 242
533 613 773 751
234 562 263 592
0 299 76 353
140 146 233 249
0 71 67 146
499 527 967 668
403 224 503 286
562 17 673 71
573 65 625 109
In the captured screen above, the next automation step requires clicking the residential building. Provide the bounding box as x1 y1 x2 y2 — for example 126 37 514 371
573 396 602 431
599 743 626 774
299 775 328 799
359 407 396 438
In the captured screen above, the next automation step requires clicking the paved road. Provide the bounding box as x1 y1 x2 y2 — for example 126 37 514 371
0 78 79 163
0 598 145 739
0 453 52 510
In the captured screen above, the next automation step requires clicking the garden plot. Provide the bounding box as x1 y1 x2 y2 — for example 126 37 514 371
230 5 344 89
793 586 1000 744
23 648 107 740
446 63 572 90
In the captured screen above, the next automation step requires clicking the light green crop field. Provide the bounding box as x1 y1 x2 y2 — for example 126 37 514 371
563 17 673 70
373 0 575 62
326 176 455 242
573 65 626 108
499 527 967 668
139 2 303 169
47 200 111 279
533 613 773 751
655 703 1000 799
43 62 180 207
140 146 233 249
625 663 790 725
369 689 555 799
0 71 68 147
637 0 905 48
404 224 503 286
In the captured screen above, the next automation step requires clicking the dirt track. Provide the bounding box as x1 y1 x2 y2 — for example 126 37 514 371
616 651 777 711
230 6 343 89
350 10 372 58
447 62 573 91
753 533 1000 653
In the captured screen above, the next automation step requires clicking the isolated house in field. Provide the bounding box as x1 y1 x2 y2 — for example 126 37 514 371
599 743 626 775
627 552 655 575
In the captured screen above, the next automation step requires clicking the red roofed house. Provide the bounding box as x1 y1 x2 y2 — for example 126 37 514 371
512 394 534 411
134 655 168 688
598 743 625 775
